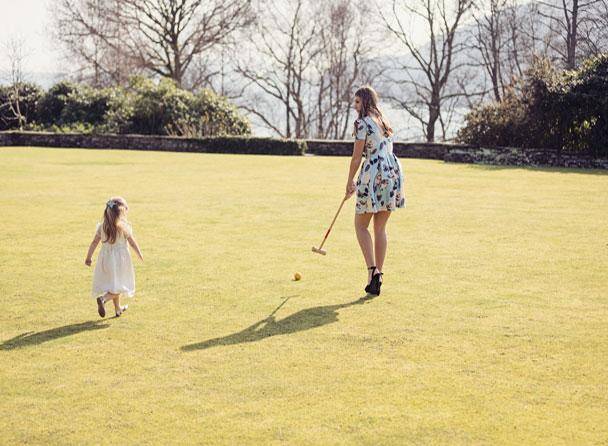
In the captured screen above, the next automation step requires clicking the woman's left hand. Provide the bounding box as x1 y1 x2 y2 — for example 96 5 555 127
345 180 356 199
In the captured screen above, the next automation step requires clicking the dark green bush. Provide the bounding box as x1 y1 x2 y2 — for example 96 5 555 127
60 85 111 126
127 77 193 135
457 57 561 150
2 77 250 137
126 77 250 136
95 87 134 134
36 81 79 125
457 54 608 157
560 54 608 157
36 81 123 130
455 89 528 148
186 89 251 136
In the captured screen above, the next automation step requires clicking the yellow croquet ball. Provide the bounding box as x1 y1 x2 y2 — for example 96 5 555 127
294 272 302 281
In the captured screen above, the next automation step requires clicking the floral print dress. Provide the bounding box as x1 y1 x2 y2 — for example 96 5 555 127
354 116 406 214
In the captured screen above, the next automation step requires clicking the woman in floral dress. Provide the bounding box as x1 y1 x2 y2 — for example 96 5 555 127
345 85 406 296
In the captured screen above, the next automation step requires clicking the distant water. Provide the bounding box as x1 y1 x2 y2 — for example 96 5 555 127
0 71 67 89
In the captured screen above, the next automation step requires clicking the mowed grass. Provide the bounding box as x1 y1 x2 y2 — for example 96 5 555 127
0 146 607 445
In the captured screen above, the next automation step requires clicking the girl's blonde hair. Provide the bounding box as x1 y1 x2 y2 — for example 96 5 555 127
102 196 129 244
354 85 393 137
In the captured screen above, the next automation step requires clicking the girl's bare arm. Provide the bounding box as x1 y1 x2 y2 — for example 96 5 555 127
127 236 144 261
85 235 101 266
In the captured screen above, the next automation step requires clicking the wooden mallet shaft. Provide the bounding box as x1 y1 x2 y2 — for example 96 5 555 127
312 196 348 255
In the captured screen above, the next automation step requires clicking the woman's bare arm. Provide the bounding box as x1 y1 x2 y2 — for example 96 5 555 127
345 140 366 198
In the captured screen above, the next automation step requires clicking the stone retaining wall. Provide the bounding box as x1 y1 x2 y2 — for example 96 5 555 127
1 131 606 169
0 131 304 155
444 145 608 169
306 139 459 160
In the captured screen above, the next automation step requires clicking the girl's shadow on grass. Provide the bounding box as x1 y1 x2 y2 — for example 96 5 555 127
1 320 110 350
181 295 375 352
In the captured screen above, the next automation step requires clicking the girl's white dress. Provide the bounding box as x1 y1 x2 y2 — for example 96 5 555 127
92 221 136 298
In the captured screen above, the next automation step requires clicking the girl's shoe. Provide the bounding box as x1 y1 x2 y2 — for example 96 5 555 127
96 297 106 318
365 266 377 294
115 304 128 318
369 271 384 296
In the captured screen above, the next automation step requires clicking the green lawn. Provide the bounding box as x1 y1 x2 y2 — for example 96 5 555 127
1 146 607 445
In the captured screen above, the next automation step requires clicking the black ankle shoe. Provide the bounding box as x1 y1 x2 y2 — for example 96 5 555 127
369 271 384 296
365 266 377 294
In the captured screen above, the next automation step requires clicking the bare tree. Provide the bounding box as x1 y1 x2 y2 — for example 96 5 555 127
468 0 510 101
183 51 222 92
236 0 321 138
466 0 548 103
53 0 254 88
503 0 528 79
502 1 556 78
576 0 608 59
1 38 29 130
379 0 475 142
52 0 140 86
312 0 377 139
537 0 601 69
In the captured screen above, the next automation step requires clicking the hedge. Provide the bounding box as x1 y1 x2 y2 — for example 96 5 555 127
0 77 251 138
0 131 306 156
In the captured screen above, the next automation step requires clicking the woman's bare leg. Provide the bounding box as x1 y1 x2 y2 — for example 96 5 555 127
373 211 391 274
355 212 375 283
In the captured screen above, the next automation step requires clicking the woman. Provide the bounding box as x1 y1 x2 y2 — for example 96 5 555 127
345 85 406 296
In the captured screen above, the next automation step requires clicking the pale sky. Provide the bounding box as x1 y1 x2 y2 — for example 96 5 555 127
0 0 62 74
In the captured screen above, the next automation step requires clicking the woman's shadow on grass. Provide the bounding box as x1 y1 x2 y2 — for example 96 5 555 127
1 320 110 350
181 295 375 352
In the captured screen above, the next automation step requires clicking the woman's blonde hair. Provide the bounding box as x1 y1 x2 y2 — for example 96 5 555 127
102 196 129 244
354 85 393 137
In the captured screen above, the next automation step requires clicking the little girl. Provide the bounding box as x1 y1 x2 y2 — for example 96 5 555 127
85 196 143 318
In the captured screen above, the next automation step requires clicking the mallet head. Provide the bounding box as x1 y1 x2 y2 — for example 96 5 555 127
311 246 327 255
